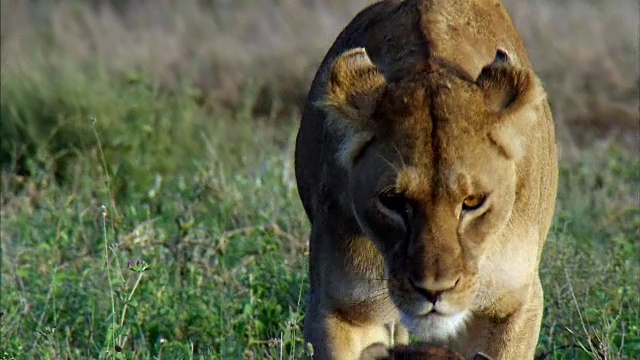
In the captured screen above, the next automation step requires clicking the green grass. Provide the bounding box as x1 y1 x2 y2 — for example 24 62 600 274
1 65 312 358
537 147 640 359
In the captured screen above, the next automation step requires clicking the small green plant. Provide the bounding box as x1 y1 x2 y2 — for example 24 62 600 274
89 118 151 358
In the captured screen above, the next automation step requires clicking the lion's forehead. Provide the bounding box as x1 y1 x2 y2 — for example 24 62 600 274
394 161 491 201
377 92 494 165
377 70 488 131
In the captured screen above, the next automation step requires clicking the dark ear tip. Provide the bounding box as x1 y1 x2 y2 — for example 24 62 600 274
472 352 493 360
494 47 510 65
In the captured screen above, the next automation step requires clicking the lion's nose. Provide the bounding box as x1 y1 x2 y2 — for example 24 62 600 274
408 275 460 304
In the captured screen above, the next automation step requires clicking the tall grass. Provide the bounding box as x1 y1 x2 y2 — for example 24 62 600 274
505 0 639 153
1 105 311 358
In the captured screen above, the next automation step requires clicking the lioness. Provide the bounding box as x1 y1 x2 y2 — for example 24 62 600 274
294 0 558 359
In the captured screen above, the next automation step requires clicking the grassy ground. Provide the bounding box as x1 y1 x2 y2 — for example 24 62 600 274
1 0 639 359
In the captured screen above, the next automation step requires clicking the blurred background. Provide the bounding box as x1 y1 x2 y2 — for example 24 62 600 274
1 0 638 359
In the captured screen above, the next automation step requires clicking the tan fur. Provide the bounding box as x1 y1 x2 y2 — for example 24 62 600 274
295 1 558 359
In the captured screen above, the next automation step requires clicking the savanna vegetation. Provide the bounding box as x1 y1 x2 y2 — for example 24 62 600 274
1 0 638 359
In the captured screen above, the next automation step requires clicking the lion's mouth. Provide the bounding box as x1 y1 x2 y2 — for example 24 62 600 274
398 294 463 317
400 310 470 342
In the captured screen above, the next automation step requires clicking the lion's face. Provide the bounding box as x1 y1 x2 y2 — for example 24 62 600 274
321 48 543 340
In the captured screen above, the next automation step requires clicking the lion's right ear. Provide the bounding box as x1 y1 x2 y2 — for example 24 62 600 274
476 49 545 160
320 48 387 132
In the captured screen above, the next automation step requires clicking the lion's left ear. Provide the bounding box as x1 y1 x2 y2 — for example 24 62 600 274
318 48 387 168
321 47 387 132
476 49 546 159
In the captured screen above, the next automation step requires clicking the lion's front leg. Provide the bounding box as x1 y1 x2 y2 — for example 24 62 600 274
459 279 544 359
304 303 392 360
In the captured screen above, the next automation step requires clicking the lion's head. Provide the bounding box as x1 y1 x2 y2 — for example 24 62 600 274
319 47 545 341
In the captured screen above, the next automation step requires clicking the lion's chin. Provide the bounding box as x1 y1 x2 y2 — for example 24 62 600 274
400 310 470 342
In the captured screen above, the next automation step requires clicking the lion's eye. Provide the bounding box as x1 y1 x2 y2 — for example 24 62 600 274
378 191 412 219
462 195 485 211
